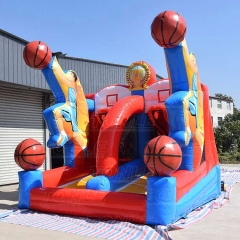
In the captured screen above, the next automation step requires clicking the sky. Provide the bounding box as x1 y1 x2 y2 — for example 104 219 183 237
0 0 240 108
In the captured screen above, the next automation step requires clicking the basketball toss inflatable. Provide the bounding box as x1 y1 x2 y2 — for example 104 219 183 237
15 10 221 226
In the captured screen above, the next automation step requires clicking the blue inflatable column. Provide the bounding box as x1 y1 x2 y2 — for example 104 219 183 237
18 170 43 209
146 176 176 225
63 141 75 167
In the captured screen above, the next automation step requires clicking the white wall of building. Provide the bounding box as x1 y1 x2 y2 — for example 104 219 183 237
209 97 234 127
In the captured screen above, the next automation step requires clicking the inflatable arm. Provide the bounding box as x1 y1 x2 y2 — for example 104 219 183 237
164 39 204 171
42 57 89 167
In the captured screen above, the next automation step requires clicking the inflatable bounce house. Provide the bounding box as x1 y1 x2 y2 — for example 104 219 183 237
14 10 221 226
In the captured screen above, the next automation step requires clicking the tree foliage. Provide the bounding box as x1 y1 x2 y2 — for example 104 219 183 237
214 97 240 163
215 93 234 101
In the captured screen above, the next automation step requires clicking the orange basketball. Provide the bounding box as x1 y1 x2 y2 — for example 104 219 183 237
23 41 52 70
14 138 45 170
151 10 186 48
144 135 182 176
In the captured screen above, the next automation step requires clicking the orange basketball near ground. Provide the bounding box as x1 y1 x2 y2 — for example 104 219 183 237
144 135 182 176
151 10 187 48
14 138 45 170
23 41 52 70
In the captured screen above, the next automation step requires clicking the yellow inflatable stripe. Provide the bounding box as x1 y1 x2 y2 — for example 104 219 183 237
119 174 150 195
63 174 94 189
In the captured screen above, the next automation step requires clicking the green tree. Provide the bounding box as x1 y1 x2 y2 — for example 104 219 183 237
215 93 234 101
214 98 240 163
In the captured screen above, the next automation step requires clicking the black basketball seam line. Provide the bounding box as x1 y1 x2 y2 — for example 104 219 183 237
145 153 182 158
161 11 168 48
159 144 167 153
153 154 159 176
153 136 162 154
170 27 187 45
23 47 31 67
162 42 182 46
17 154 24 169
15 140 26 169
21 155 41 167
151 29 162 47
160 141 180 149
15 153 45 156
18 139 28 156
169 12 179 46
153 12 186 48
15 148 20 167
152 136 162 175
157 140 180 170
162 154 182 158
15 139 30 169
15 145 21 167
33 41 40 68
157 154 176 171
146 145 151 165
145 136 180 174
157 145 176 170
36 45 49 68
22 143 43 155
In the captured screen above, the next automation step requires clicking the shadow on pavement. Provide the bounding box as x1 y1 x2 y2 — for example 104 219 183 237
0 190 18 210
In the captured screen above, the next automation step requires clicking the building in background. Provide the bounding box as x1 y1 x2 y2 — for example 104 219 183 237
209 96 234 127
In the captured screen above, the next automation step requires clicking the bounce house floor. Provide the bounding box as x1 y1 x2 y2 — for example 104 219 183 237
118 173 151 194
60 172 152 195
61 174 95 190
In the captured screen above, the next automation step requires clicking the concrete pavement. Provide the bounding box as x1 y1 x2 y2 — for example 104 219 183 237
0 185 102 240
169 164 240 240
0 164 239 240
169 181 240 239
